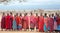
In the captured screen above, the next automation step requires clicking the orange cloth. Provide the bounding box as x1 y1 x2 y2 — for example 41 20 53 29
15 16 21 25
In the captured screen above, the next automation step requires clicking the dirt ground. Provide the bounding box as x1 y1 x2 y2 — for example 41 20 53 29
0 31 44 33
0 30 60 33
0 31 60 33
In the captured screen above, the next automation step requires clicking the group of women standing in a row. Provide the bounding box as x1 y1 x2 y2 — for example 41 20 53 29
1 12 60 32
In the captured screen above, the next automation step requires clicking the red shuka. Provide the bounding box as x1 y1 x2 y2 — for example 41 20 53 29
38 16 44 32
5 15 11 29
48 17 54 32
22 16 29 29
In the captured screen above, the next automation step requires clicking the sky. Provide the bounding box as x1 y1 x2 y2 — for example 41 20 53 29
0 0 60 10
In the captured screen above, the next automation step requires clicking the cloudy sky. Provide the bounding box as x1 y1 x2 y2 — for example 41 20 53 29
0 0 60 10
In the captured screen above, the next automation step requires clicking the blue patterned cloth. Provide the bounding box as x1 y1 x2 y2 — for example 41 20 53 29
57 25 60 30
12 19 17 29
17 25 22 29
44 24 48 32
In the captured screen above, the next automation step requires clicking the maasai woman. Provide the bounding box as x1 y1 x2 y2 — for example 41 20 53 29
44 13 49 32
30 12 36 31
56 14 60 32
54 13 58 32
15 13 21 30
22 13 29 31
48 14 54 32
12 15 17 30
5 13 10 30
9 12 13 30
38 13 44 32
1 12 6 31
18 13 23 30
35 13 39 31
